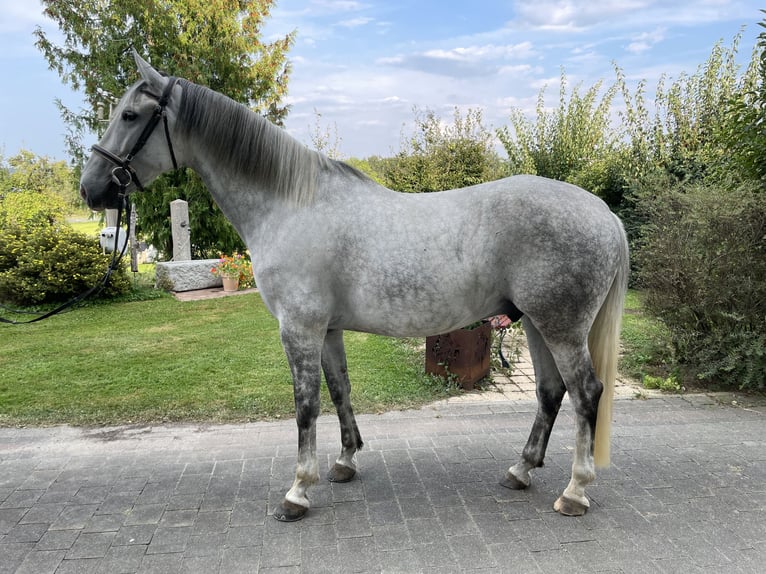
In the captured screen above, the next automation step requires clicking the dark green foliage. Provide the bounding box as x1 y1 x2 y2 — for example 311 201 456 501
718 13 766 184
637 182 766 389
132 169 246 259
626 23 766 389
0 225 131 306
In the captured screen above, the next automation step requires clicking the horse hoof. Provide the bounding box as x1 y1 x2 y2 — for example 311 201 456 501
327 463 356 483
553 495 588 516
273 500 308 522
499 472 528 490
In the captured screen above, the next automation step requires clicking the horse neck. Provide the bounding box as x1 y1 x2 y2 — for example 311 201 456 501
174 81 374 247
176 81 322 205
186 150 278 243
175 84 323 239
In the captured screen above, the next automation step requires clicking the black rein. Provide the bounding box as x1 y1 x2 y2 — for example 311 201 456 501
0 77 179 325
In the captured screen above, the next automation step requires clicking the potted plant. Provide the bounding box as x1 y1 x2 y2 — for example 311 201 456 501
425 320 493 390
210 252 252 292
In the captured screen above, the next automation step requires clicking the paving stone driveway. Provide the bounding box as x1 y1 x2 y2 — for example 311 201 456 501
1 393 764 574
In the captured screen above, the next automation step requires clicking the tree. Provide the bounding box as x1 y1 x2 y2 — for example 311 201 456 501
616 34 750 185
35 0 294 258
0 150 73 227
0 150 77 208
309 109 343 160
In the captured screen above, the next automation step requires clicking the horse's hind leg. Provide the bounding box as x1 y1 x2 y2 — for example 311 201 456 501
502 317 566 490
547 340 603 516
321 329 363 483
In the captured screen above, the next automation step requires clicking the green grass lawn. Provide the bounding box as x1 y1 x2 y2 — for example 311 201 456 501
1 287 670 427
67 216 102 239
0 293 453 426
619 290 674 382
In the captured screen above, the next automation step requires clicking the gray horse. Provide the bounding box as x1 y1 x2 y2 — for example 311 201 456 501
80 52 629 522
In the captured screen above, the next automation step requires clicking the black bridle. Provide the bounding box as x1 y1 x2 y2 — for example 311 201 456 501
0 77 179 325
91 76 179 191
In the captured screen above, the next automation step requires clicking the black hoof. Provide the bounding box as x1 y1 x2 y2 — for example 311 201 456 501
554 495 588 516
327 463 356 483
499 473 528 490
273 500 308 522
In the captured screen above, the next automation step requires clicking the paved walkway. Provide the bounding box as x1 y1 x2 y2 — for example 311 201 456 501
2 389 764 573
1 302 765 573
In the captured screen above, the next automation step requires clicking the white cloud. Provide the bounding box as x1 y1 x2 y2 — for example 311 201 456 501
310 0 368 13
424 42 535 61
626 27 666 54
508 0 750 32
511 0 651 31
626 40 650 54
377 42 536 78
337 17 373 28
498 64 536 75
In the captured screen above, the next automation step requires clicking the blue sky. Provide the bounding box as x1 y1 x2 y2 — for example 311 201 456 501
0 0 761 162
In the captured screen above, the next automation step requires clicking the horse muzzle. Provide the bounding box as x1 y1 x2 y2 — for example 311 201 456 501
79 182 123 211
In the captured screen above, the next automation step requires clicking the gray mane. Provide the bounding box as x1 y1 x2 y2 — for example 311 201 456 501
175 79 366 205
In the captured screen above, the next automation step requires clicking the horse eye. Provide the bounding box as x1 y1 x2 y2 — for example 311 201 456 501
122 110 138 121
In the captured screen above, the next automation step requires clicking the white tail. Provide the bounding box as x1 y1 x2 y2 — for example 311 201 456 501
589 219 630 468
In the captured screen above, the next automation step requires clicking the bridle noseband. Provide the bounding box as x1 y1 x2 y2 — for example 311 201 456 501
91 76 179 194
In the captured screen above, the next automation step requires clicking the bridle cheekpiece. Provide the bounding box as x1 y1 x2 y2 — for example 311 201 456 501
91 76 179 195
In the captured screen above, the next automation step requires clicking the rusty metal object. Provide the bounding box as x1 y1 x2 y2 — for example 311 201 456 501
425 321 492 390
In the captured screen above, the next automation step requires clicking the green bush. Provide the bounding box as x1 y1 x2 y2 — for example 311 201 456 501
0 224 131 305
498 72 627 208
385 107 506 193
0 189 67 229
636 181 766 389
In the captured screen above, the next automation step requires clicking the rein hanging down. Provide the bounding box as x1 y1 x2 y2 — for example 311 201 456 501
1 77 179 325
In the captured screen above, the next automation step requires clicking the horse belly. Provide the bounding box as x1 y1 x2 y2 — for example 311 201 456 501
337 268 505 338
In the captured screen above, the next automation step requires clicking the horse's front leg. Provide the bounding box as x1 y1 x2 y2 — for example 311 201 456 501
322 329 363 483
273 325 324 522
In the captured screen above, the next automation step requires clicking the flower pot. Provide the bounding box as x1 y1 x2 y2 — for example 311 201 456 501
425 321 492 390
221 274 239 292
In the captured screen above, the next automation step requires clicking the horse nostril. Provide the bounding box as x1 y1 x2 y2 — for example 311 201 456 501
80 185 88 201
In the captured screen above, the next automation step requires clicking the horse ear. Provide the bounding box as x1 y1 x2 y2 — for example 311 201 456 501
132 49 166 92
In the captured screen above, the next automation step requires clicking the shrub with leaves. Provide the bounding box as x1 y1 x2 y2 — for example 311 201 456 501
497 71 626 208
719 12 766 184
0 190 67 229
637 181 766 390
385 107 506 193
615 34 752 185
0 224 131 306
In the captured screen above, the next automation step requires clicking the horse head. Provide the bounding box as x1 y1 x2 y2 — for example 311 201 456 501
79 51 182 210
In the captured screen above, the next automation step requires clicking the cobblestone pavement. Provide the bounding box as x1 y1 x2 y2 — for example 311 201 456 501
1 339 765 573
